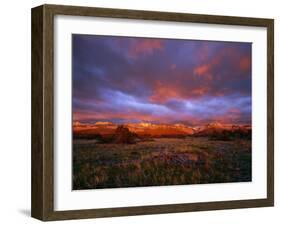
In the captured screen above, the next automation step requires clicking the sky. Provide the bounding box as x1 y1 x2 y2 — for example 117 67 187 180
72 34 252 125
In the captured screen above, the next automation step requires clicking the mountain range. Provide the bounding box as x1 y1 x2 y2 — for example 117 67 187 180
73 121 251 138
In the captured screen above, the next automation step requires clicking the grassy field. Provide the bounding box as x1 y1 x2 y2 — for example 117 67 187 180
73 137 251 190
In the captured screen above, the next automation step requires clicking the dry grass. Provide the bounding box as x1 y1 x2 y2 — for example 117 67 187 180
73 137 251 189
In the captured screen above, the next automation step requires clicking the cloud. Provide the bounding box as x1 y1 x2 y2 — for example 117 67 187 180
149 81 182 103
193 64 213 81
128 39 164 58
194 64 210 76
72 34 252 125
170 64 177 70
239 56 251 72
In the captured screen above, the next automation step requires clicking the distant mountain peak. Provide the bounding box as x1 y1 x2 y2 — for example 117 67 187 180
94 121 114 125
73 121 82 126
205 122 223 128
138 122 152 127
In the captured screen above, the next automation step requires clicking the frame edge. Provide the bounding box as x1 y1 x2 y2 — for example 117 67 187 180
42 3 273 26
31 5 44 220
31 4 55 221
266 18 274 206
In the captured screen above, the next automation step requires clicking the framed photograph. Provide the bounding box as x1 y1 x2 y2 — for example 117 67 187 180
31 4 274 221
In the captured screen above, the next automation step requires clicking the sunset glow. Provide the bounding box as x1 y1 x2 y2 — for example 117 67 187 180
72 35 252 125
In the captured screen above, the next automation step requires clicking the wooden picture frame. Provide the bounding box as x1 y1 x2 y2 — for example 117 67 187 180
31 4 274 221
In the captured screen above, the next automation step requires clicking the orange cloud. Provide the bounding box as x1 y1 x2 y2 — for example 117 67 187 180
239 56 251 72
193 64 213 81
149 80 212 104
194 64 209 75
149 81 181 103
193 46 250 81
191 87 209 96
129 39 163 57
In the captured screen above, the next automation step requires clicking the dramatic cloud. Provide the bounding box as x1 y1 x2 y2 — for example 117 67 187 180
72 34 252 125
128 39 164 58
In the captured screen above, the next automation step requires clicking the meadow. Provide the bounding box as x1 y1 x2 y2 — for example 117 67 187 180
73 137 251 189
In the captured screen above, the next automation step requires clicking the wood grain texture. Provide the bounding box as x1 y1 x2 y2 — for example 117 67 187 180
31 4 274 221
31 5 55 220
45 198 272 221
31 5 44 220
267 19 274 206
